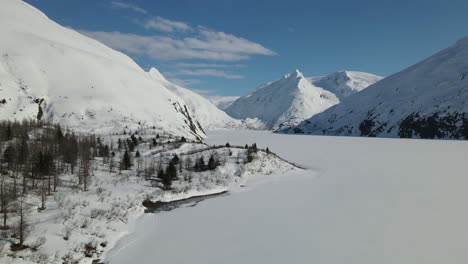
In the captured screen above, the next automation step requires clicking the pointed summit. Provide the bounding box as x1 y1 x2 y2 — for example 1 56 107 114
284 69 304 79
226 70 338 129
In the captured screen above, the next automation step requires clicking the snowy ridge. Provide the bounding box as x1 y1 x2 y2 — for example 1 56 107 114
310 71 383 100
226 70 339 130
0 0 205 140
282 37 468 139
147 68 243 130
207 96 240 110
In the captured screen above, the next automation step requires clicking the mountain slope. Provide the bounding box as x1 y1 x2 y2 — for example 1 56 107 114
0 0 205 140
310 71 383 100
207 96 240 110
147 68 242 130
225 70 339 129
282 38 468 139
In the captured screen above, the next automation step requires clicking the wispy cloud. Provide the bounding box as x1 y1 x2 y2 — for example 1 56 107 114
80 28 275 61
173 69 244 79
167 78 202 87
144 16 191 32
173 63 246 68
111 1 147 14
189 88 217 96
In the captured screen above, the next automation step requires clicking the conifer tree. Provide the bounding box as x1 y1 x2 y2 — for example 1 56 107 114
208 155 217 170
121 150 132 170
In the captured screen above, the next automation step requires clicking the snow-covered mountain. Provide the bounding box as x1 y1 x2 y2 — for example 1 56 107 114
207 96 240 110
0 0 205 140
282 37 468 139
225 70 339 129
309 71 383 100
147 68 242 130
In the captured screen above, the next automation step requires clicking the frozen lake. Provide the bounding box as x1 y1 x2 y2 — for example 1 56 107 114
107 131 468 264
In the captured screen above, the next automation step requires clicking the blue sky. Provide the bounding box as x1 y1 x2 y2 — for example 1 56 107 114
25 0 468 96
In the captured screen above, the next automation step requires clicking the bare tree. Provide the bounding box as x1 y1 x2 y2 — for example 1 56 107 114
14 196 32 248
0 175 11 228
79 139 91 191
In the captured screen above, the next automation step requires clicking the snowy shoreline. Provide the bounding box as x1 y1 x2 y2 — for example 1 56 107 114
100 188 231 264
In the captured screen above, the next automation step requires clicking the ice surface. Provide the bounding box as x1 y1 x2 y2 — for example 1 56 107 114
107 130 468 264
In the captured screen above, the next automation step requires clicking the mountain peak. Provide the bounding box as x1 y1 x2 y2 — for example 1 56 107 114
226 70 338 129
284 69 304 79
148 67 166 81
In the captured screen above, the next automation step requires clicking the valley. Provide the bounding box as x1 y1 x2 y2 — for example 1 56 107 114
1 0 467 263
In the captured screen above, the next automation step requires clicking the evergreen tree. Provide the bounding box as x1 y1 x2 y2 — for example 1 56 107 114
131 134 138 146
247 149 254 163
127 139 135 152
152 138 157 147
5 124 13 141
157 167 165 180
195 157 205 172
56 126 64 141
135 150 140 158
166 161 177 180
208 155 217 170
3 145 16 169
225 142 230 147
63 137 78 174
34 151 54 178
17 137 29 165
121 150 132 170
251 143 258 152
172 154 180 164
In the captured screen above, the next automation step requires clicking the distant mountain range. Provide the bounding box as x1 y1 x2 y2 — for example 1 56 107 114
2 0 467 140
281 38 468 139
224 70 382 129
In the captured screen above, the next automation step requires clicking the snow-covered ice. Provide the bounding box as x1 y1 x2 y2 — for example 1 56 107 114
107 130 468 264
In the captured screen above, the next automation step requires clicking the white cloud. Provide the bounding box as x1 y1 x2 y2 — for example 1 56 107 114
189 88 216 96
111 1 147 14
167 78 202 87
144 17 191 32
173 63 246 68
186 28 275 56
173 69 244 79
80 29 275 61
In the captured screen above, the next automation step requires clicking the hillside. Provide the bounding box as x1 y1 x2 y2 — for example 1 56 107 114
0 0 205 140
147 68 242 130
